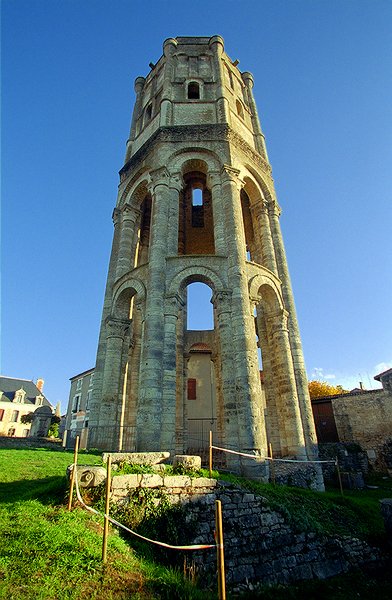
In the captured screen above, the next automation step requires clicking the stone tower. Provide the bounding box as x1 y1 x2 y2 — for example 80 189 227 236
88 36 318 477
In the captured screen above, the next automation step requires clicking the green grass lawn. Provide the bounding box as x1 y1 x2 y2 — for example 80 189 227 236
0 447 213 600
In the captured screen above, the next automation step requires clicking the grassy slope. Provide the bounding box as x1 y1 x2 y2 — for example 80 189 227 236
0 448 212 600
0 447 391 599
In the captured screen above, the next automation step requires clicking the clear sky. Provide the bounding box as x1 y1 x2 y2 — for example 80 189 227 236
2 0 391 413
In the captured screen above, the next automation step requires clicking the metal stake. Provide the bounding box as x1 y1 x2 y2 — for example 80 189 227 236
102 454 112 563
215 500 226 600
209 430 213 477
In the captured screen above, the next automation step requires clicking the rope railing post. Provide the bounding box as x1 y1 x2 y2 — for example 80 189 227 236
209 430 213 478
67 435 79 511
215 499 226 600
102 454 112 563
335 456 344 497
269 442 275 485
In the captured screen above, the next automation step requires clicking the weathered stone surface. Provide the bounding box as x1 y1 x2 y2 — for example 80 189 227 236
191 477 217 488
173 455 202 470
380 498 392 540
102 452 170 465
163 475 192 488
111 474 140 489
66 465 106 488
139 474 163 488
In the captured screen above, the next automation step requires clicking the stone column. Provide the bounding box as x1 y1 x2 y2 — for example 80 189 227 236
88 208 122 448
125 76 145 163
167 172 182 256
212 290 239 469
267 310 306 457
250 200 278 274
255 309 283 455
209 36 229 123
241 71 269 162
269 202 318 456
207 171 227 256
99 316 131 450
136 168 170 450
115 203 140 281
160 38 177 127
221 165 268 478
160 294 184 452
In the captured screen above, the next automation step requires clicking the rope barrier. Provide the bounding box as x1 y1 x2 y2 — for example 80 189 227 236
210 444 336 465
73 468 215 552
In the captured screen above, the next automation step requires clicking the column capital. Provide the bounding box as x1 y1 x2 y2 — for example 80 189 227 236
105 317 132 339
121 202 141 222
268 200 282 218
148 167 170 194
267 309 289 335
206 170 221 189
168 172 183 192
220 165 244 190
250 199 269 216
112 207 121 225
211 290 232 314
165 293 185 316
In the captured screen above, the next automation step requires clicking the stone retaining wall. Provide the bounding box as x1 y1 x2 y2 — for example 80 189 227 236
106 472 381 588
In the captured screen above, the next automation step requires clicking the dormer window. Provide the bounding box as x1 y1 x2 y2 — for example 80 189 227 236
14 388 26 403
188 82 200 100
35 395 44 406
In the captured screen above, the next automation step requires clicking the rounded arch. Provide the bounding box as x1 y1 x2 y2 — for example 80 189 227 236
240 164 275 204
166 148 222 178
167 265 225 298
118 168 151 209
248 272 284 314
112 277 146 319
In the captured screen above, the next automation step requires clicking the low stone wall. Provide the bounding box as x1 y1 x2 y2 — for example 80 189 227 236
105 472 381 589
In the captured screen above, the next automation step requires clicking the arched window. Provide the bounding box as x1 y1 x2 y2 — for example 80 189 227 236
236 99 244 119
192 188 203 207
225 65 234 89
188 82 200 100
186 282 214 330
144 103 152 127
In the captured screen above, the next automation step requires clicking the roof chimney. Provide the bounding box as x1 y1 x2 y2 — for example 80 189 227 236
36 378 44 392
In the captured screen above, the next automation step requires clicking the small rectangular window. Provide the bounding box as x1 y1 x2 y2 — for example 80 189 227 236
76 378 82 390
11 410 19 422
72 395 80 413
0 409 4 421
187 378 197 400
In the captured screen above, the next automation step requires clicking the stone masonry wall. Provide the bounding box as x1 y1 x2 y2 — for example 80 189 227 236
107 473 381 589
332 390 392 468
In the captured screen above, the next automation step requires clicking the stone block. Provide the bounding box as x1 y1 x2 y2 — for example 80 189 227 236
163 475 192 487
173 455 202 470
140 474 163 488
102 451 170 465
191 477 217 488
111 474 140 489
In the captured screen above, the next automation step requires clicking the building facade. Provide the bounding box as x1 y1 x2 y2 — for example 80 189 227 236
88 36 317 477
0 376 50 437
63 368 94 448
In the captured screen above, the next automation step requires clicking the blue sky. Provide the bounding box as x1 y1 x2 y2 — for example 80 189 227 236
2 0 391 412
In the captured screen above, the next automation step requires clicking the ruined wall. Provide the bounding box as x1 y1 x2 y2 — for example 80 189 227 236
332 390 392 467
107 473 380 589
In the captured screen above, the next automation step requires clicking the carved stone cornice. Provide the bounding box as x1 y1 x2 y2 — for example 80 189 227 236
118 124 273 184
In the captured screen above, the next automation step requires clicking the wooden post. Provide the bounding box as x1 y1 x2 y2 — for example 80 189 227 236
335 456 344 497
269 442 275 485
67 435 79 511
215 499 226 600
209 430 213 478
102 454 112 563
